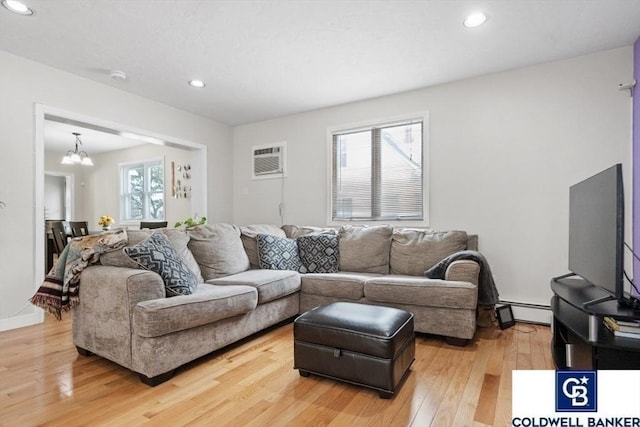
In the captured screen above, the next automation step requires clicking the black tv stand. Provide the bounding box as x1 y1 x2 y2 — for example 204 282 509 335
552 272 577 281
582 294 616 308
550 277 640 370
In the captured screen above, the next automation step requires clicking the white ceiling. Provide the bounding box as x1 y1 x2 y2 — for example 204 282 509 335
43 120 147 155
1 0 639 128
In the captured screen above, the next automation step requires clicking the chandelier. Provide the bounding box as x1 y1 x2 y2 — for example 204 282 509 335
61 132 94 166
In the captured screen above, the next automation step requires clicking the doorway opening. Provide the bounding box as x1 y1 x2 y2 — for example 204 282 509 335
34 105 208 325
44 171 74 221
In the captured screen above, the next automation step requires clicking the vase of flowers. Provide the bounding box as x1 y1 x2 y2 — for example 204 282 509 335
98 215 115 231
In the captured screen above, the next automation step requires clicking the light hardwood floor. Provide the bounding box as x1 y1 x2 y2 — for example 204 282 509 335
0 315 554 426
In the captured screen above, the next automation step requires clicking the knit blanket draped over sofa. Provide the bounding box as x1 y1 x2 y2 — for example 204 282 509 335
424 249 499 308
31 229 128 320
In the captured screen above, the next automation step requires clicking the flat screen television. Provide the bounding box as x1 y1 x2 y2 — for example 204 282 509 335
565 164 625 307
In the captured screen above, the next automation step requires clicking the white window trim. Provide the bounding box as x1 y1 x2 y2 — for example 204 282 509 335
326 112 430 227
119 156 165 224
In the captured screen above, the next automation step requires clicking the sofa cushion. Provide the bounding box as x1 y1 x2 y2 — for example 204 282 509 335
338 225 393 274
364 275 477 310
240 224 287 268
187 223 250 280
297 234 339 273
281 224 338 239
209 269 300 304
133 284 258 337
256 234 303 272
124 232 199 297
390 229 468 275
100 229 203 282
300 272 382 300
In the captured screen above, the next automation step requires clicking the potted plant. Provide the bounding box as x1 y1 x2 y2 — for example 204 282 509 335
174 214 207 230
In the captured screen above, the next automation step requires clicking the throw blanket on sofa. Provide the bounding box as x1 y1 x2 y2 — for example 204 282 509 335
31 229 128 320
424 250 500 308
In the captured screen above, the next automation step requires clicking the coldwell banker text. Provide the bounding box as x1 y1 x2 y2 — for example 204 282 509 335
511 418 640 427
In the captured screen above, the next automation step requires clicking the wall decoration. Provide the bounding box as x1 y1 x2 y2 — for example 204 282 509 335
171 161 191 199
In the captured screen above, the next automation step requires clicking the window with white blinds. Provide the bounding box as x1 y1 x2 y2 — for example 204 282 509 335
331 117 425 222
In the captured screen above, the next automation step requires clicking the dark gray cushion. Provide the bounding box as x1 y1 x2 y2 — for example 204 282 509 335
297 234 339 273
256 234 303 272
124 232 198 297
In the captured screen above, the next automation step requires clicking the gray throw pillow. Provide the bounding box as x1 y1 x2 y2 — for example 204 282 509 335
390 229 468 275
297 234 339 273
100 229 204 283
124 232 198 297
187 223 249 280
339 225 393 274
281 225 338 239
256 234 303 272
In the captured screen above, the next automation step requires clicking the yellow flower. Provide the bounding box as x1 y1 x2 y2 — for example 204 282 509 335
98 215 114 226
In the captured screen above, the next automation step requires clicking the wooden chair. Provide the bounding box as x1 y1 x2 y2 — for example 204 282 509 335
50 221 68 254
69 221 89 237
140 221 168 229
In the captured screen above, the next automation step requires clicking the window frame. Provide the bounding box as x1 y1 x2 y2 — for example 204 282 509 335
326 112 430 227
119 158 165 224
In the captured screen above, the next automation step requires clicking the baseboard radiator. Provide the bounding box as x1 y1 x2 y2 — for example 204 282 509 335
498 300 552 325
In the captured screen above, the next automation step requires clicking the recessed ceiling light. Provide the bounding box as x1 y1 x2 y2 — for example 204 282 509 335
188 79 206 88
463 12 487 28
2 0 33 15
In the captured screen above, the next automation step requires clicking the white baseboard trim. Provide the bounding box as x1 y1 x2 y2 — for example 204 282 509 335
499 300 552 325
0 310 44 332
0 301 553 331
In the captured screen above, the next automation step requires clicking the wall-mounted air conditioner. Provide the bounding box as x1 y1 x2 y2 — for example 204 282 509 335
252 142 287 180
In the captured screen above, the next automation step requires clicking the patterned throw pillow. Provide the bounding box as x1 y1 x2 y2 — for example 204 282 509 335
124 232 198 297
256 234 303 272
297 234 339 273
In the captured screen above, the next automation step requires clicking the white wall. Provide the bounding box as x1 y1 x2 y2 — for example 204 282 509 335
233 47 633 312
79 144 195 230
0 50 233 330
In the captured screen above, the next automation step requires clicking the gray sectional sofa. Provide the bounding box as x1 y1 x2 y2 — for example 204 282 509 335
72 224 481 385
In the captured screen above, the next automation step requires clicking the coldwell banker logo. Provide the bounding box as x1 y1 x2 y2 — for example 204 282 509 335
512 370 640 427
555 370 597 412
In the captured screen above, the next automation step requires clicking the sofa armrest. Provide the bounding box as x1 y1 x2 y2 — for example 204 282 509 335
79 265 166 312
72 265 165 369
444 260 480 287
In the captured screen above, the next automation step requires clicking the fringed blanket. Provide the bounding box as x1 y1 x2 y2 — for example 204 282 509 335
424 250 500 308
31 229 128 319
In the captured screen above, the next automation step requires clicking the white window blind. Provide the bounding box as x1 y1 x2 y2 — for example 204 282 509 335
331 119 424 222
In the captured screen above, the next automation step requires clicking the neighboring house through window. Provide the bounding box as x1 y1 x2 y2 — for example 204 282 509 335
330 115 427 223
120 160 165 221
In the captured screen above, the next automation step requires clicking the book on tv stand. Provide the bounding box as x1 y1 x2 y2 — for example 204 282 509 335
603 316 640 338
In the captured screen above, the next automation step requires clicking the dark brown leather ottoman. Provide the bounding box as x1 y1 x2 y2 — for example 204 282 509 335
293 302 415 398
